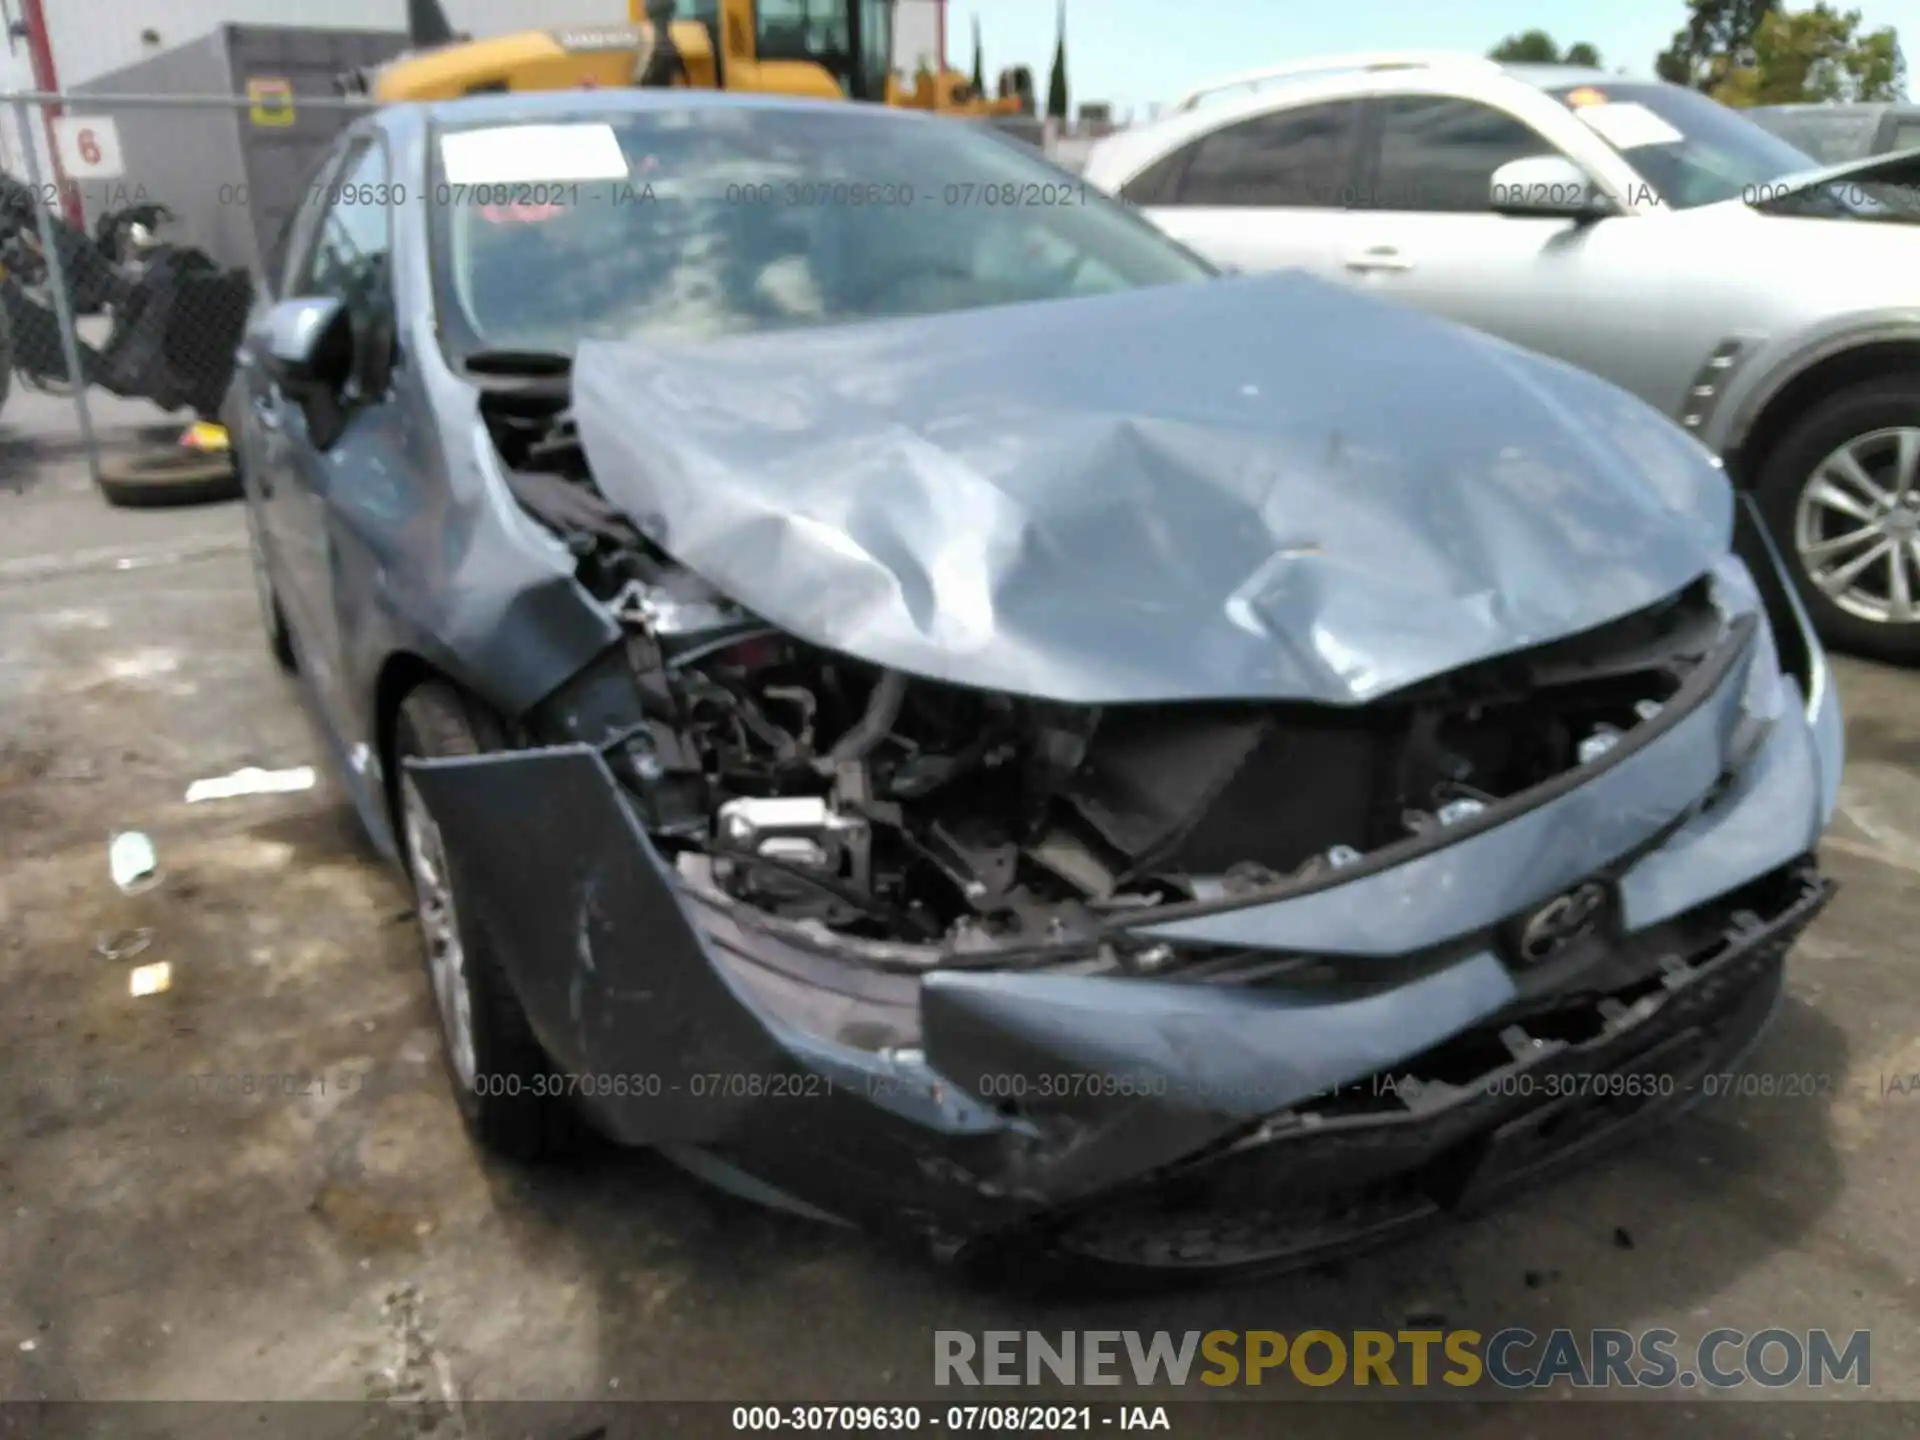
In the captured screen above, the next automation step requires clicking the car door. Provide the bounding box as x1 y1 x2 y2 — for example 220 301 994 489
1127 98 1369 282
235 148 345 640
270 136 405 745
1341 90 1677 410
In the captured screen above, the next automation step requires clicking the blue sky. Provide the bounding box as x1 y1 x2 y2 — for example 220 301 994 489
952 0 1912 117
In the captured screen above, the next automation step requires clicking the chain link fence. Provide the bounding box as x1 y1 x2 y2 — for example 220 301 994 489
0 90 373 494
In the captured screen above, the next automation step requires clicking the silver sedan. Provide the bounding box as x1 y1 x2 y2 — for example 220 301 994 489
1087 57 1920 663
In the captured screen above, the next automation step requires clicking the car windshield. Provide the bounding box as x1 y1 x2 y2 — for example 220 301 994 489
1549 81 1818 209
427 106 1213 360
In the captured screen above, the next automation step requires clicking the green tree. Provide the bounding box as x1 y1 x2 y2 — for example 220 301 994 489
1488 31 1604 66
1712 4 1907 103
971 15 985 94
1046 0 1069 120
1656 0 1782 90
1490 29 1562 62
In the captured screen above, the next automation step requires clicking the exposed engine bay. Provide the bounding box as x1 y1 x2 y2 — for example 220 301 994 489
486 388 1728 955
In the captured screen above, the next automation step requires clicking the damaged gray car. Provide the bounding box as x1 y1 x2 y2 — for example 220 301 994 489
229 90 1845 1278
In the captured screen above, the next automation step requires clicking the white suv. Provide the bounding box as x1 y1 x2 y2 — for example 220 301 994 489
1085 53 1920 663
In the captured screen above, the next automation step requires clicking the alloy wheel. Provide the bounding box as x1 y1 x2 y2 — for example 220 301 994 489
401 774 478 1091
1794 426 1920 627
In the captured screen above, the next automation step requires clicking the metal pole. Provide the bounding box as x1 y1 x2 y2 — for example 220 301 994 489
13 0 81 228
11 96 99 488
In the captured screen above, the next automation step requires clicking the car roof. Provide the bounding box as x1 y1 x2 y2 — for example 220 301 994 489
1085 54 1671 187
1168 55 1659 114
1498 63 1624 89
372 87 935 142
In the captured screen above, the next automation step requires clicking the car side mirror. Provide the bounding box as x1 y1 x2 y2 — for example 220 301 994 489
261 295 351 396
1489 155 1616 221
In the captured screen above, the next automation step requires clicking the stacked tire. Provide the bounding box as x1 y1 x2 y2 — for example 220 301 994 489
96 445 242 508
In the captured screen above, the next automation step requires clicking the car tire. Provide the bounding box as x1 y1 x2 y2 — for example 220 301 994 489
96 450 242 509
394 681 585 1161
1754 374 1920 665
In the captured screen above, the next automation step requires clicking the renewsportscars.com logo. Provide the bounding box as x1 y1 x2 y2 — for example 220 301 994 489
933 1328 1872 1390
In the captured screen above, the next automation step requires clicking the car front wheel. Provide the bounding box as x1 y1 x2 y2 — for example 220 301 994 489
394 682 583 1161
1757 375 1920 665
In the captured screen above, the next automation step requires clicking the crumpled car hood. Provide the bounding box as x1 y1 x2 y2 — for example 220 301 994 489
571 271 1733 705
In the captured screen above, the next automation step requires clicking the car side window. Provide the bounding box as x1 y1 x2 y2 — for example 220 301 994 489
297 141 393 308
1119 149 1190 206
1167 101 1362 207
1364 95 1557 212
276 150 348 299
295 139 396 402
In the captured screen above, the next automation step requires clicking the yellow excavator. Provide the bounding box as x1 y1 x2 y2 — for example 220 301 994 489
349 0 1030 118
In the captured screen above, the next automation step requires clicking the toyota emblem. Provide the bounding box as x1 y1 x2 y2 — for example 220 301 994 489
1514 882 1610 965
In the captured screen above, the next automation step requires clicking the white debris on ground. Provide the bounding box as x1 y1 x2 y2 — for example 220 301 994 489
108 829 160 893
128 960 172 997
184 764 316 804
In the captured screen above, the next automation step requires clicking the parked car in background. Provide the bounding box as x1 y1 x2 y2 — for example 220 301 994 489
1748 102 1920 165
1086 54 1920 663
232 89 1841 1278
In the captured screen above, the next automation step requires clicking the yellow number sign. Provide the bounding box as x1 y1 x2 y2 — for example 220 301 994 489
248 77 295 127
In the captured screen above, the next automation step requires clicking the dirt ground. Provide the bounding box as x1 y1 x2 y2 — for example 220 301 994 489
4 389 1920 1439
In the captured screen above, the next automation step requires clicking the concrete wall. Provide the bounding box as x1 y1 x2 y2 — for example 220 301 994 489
0 2 624 218
69 27 412 280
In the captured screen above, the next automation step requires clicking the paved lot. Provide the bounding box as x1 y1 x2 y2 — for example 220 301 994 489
2 388 1919 1438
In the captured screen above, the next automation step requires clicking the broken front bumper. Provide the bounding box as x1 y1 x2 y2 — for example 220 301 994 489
406 544 1840 1260
1045 861 1828 1273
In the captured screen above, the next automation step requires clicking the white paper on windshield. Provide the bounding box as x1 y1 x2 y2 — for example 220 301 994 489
1575 102 1684 151
439 122 629 185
